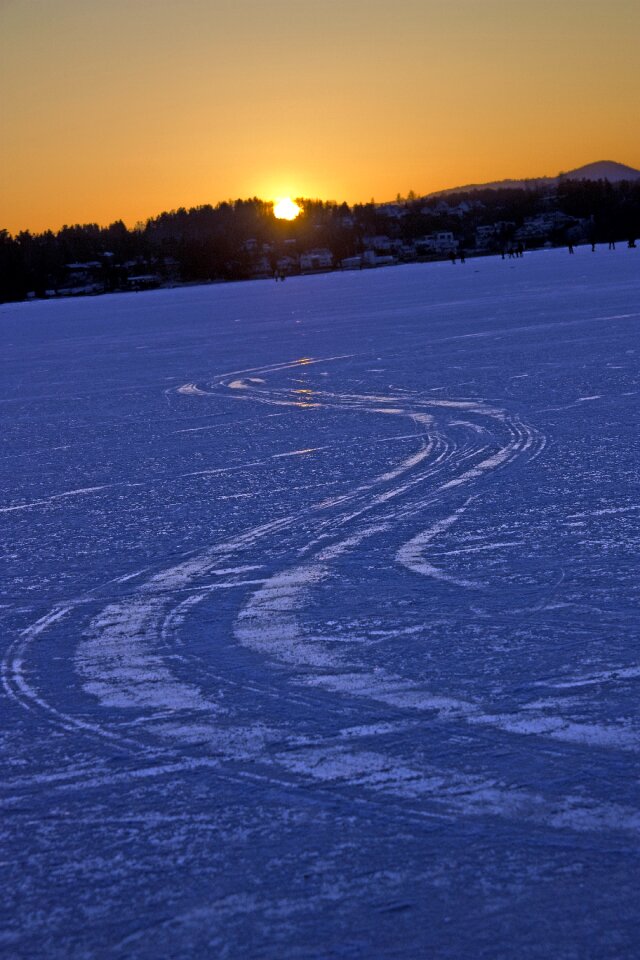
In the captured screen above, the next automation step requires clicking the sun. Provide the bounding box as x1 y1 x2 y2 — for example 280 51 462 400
273 197 301 220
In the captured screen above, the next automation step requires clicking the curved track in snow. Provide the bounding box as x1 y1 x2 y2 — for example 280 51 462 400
5 356 640 837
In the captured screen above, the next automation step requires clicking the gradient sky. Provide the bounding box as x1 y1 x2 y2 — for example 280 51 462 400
2 0 639 234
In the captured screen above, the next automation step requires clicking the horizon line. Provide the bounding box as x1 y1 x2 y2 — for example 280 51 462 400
6 158 639 238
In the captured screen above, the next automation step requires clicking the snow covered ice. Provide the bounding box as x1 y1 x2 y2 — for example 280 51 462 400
1 248 639 958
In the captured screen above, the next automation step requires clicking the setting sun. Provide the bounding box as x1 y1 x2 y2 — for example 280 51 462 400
273 197 301 221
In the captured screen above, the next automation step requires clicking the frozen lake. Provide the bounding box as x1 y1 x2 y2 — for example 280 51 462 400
1 249 639 958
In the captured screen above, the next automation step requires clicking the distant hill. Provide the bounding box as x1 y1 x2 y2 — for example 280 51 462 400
559 160 640 182
431 160 640 197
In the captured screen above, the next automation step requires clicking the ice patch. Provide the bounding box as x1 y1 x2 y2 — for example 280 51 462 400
177 383 212 395
228 377 266 389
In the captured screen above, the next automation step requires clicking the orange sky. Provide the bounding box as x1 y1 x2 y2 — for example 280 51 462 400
1 0 639 234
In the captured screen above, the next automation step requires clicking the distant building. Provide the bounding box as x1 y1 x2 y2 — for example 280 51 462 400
275 256 297 274
126 274 161 291
514 212 578 243
416 232 458 255
65 261 102 282
362 251 396 267
250 257 273 279
377 204 405 219
474 222 515 249
362 235 394 253
300 249 334 272
60 261 104 296
475 225 498 247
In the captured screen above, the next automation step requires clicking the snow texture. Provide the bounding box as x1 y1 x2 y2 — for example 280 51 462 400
1 248 639 959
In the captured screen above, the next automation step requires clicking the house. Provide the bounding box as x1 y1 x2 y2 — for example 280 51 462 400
362 250 396 267
362 235 393 253
474 222 515 249
250 257 273 279
126 274 161 291
514 212 575 243
377 204 405 219
64 261 102 284
420 200 451 217
299 249 334 272
275 255 297 274
60 262 104 296
449 201 473 218
416 232 458 255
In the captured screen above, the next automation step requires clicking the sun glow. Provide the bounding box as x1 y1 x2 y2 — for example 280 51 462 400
273 197 301 220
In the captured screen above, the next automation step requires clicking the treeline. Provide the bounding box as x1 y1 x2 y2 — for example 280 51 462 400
0 199 366 302
556 177 640 238
1 178 640 303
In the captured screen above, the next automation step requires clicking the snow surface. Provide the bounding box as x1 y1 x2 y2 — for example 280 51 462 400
1 248 639 958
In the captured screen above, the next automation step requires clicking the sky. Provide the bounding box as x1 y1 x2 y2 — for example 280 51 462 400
1 0 639 234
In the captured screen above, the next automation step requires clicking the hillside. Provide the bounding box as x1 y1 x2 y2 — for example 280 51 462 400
560 160 640 182
432 159 640 197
